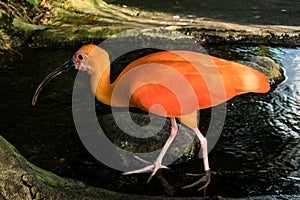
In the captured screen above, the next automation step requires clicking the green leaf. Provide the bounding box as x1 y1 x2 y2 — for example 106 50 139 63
26 0 39 7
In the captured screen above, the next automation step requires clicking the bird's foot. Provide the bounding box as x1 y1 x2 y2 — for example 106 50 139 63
123 156 169 183
182 169 211 191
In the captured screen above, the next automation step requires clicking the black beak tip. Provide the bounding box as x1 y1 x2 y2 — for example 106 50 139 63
31 58 74 106
32 98 37 106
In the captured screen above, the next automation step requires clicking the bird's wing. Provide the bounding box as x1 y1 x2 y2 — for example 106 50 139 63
114 51 269 117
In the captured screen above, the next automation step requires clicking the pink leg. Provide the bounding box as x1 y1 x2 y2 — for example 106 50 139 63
123 118 178 182
193 128 210 171
182 128 211 191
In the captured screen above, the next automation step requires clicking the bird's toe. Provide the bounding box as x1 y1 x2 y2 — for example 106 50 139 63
122 156 169 181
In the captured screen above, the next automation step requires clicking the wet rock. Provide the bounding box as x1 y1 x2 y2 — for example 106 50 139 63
99 112 196 165
0 134 94 199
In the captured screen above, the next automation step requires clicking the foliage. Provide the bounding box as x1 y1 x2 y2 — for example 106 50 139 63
7 0 38 7
1 0 53 25
249 45 276 57
26 0 39 7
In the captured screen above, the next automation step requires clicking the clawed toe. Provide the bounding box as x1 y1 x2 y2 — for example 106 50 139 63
122 156 169 183
182 169 211 191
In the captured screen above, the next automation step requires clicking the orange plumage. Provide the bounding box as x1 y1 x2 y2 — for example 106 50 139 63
118 51 270 116
81 45 269 125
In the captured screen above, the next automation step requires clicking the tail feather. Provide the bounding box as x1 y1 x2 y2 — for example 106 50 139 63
234 65 270 93
216 59 270 95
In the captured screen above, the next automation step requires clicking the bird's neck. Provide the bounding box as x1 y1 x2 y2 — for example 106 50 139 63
88 46 128 107
90 65 115 106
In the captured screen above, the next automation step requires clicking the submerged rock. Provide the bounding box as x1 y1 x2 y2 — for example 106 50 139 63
98 112 196 167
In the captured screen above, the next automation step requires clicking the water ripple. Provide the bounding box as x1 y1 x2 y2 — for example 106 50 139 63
266 48 300 138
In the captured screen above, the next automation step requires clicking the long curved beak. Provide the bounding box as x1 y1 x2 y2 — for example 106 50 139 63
32 59 74 106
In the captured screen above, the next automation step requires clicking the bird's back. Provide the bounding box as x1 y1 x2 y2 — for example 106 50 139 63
112 51 270 117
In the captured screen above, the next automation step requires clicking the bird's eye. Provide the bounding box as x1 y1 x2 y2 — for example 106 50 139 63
78 54 84 60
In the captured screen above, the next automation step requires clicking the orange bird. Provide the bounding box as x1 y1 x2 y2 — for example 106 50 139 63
32 44 270 190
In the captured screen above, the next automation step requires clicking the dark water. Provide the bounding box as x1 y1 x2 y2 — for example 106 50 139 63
0 45 299 198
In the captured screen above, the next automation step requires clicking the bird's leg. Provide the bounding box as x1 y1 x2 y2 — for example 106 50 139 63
123 118 179 183
182 128 211 191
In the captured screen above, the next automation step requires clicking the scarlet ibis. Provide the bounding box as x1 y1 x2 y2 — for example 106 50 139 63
32 44 270 191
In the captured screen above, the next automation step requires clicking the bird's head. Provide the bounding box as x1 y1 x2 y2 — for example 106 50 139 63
32 44 104 105
73 44 99 72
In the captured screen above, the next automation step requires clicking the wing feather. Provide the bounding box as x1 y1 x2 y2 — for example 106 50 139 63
114 51 269 117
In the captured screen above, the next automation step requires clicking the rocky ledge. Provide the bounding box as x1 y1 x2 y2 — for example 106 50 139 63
1 0 300 51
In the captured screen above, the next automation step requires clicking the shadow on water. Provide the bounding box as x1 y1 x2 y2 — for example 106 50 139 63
0 45 299 197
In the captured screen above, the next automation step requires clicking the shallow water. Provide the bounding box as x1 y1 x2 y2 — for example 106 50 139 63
0 45 299 197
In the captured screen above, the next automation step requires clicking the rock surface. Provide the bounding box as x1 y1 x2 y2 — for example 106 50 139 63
1 0 300 50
